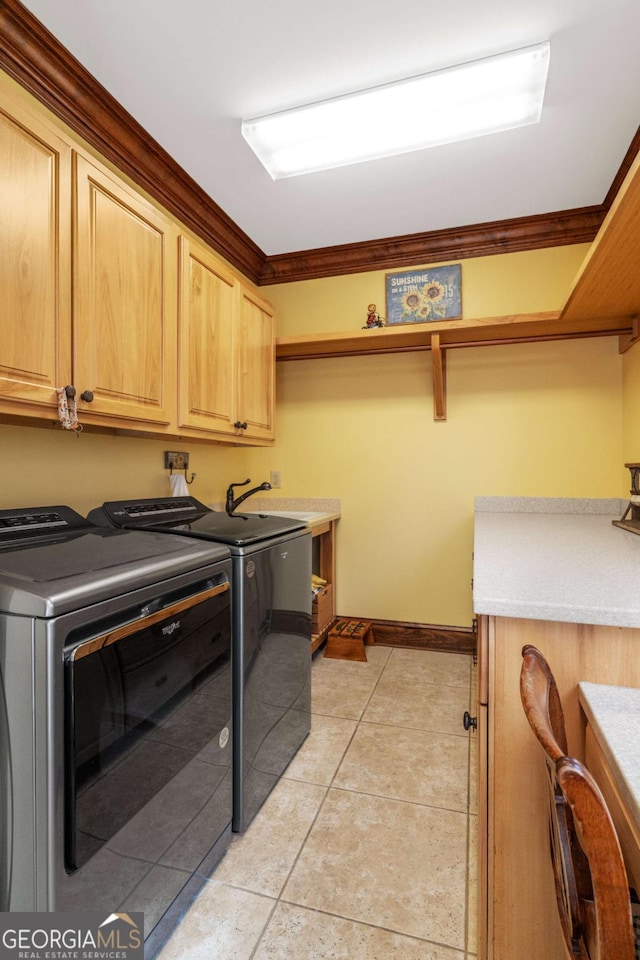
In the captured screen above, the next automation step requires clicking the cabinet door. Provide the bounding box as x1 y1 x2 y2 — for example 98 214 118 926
236 286 274 442
73 155 177 426
0 103 71 414
177 235 236 435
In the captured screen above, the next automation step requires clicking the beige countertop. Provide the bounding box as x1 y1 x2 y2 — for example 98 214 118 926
473 496 640 627
209 498 340 532
249 511 340 532
247 498 340 532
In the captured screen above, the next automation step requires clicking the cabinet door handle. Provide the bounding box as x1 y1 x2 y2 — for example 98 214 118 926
80 390 94 403
463 711 477 731
234 421 248 430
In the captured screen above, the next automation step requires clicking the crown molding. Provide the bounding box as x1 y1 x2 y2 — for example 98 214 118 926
259 206 606 284
1 0 638 288
260 122 640 284
0 0 265 283
603 124 640 209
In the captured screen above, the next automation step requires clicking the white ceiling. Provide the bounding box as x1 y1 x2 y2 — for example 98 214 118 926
20 0 640 256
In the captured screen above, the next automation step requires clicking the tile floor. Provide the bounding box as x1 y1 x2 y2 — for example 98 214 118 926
158 644 477 960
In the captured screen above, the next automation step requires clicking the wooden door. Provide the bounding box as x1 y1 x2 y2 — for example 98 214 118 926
177 235 236 435
73 154 177 426
0 101 71 415
236 286 274 442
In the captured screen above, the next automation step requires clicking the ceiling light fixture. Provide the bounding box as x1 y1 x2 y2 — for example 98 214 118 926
242 41 550 180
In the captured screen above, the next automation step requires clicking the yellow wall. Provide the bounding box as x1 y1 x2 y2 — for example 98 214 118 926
240 339 622 627
0 425 252 518
272 246 592 335
0 246 625 629
242 245 624 626
623 340 640 463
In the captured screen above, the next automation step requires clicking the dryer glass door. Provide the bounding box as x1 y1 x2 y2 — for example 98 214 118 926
64 579 231 870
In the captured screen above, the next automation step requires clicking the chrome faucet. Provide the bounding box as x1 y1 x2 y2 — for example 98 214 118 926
225 478 271 516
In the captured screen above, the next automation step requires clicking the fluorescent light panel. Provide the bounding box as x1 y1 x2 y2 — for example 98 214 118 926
242 41 550 179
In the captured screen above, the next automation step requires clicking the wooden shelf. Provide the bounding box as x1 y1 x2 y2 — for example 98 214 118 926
276 312 632 419
562 146 640 325
275 310 631 362
310 518 337 655
275 148 640 417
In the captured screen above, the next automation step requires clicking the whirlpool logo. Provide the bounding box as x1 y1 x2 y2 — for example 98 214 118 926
0 911 144 959
162 620 180 636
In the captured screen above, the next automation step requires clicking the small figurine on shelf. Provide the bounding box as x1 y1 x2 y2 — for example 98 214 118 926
362 303 385 329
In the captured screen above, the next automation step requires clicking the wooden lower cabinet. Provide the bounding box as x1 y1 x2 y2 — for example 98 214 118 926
310 519 337 652
584 725 640 894
478 615 640 960
476 616 490 960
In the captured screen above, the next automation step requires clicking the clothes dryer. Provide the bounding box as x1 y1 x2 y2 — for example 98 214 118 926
89 497 312 832
0 504 232 957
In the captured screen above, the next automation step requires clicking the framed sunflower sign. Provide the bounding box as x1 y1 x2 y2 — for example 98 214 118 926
385 264 462 325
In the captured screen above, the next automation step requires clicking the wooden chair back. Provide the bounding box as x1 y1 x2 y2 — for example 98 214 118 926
520 644 635 960
520 643 568 759
557 756 635 960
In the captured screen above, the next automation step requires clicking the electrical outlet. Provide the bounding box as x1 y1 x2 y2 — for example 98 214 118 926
164 451 190 470
270 470 282 489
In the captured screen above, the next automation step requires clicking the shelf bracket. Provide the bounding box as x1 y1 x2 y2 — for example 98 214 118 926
619 315 640 354
431 333 447 421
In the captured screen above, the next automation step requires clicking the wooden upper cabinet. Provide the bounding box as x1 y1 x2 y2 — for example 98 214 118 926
0 82 275 442
0 102 71 412
236 286 275 442
177 235 236 435
177 235 275 442
73 155 177 426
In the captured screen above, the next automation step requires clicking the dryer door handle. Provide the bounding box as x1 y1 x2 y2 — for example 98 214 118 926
67 580 230 661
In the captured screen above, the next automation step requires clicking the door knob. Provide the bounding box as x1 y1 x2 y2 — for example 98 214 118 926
80 390 94 403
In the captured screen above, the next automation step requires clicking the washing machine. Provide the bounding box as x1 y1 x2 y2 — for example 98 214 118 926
88 497 312 832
